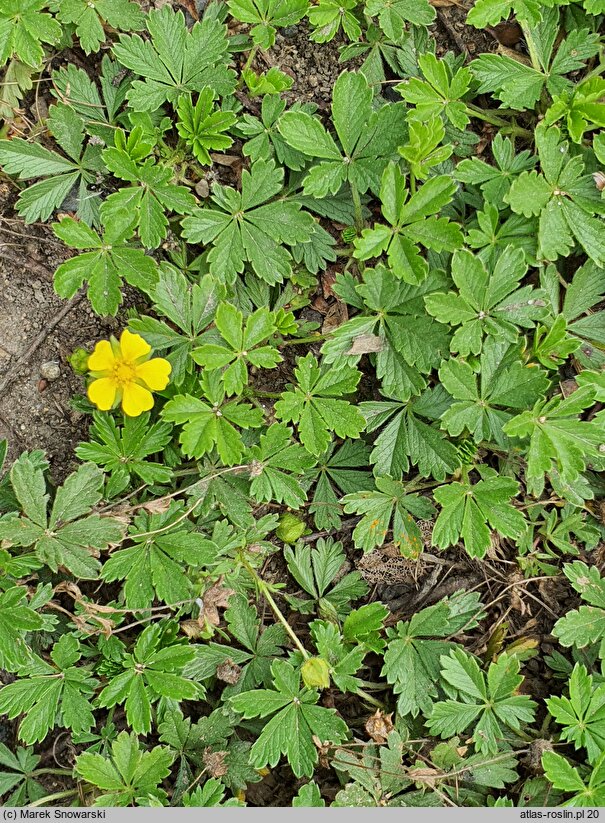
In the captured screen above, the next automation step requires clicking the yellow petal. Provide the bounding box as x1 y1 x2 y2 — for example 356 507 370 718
121 382 154 417
119 329 151 363
135 358 172 391
88 377 117 411
88 340 116 373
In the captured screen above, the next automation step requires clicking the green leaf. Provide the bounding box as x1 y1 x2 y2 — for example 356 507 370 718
503 385 603 498
0 0 61 69
342 475 435 556
230 659 348 778
0 634 97 745
113 7 236 112
547 663 605 764
75 731 174 806
432 471 526 559
274 353 365 455
162 372 264 464
182 158 314 286
353 164 462 284
427 649 536 754
51 0 145 54
382 591 485 717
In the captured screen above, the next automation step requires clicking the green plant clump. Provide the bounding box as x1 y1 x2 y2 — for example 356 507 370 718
0 0 604 808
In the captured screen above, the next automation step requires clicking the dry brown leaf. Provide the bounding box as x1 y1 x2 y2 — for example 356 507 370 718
216 659 242 685
199 578 235 627
496 45 531 66
407 767 441 788
322 270 337 298
211 153 240 167
346 334 383 356
321 301 348 333
177 0 199 19
180 619 204 639
365 710 394 744
203 749 229 779
140 498 172 515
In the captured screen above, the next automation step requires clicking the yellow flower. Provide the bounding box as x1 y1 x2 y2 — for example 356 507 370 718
87 329 171 417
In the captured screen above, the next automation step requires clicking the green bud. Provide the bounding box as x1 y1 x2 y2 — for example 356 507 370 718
69 347 90 375
301 656 330 690
276 512 306 544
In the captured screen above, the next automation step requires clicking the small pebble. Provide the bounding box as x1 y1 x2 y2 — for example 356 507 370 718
40 361 61 381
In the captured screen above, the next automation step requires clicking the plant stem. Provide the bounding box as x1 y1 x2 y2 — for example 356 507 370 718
242 558 309 659
350 180 364 236
29 788 82 807
32 768 74 777
280 334 326 347
465 104 532 138
237 45 258 90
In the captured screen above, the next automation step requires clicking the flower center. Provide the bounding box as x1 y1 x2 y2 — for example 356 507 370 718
113 361 136 386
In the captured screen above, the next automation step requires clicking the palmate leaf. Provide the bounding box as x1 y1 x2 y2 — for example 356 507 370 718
432 469 526 559
543 750 605 808
506 124 605 267
278 71 406 198
503 384 604 498
97 622 198 735
75 731 174 807
0 457 125 579
396 53 472 130
466 0 543 27
129 266 218 385
455 134 536 209
184 593 288 697
238 96 310 171
51 57 131 145
227 0 308 49
552 562 605 657
0 0 61 69
471 17 600 112
230 659 348 778
382 591 485 717
162 370 264 465
427 649 537 755
547 663 605 764
101 502 218 610
53 215 159 316
192 303 281 396
274 353 365 456
0 104 104 225
439 339 550 447
361 386 460 481
0 586 45 671
176 90 237 166
0 634 97 745
112 6 236 112
342 475 435 557
364 0 434 41
353 163 463 285
245 423 315 509
307 0 360 42
50 0 145 54
425 247 547 356
284 538 368 619
101 139 197 250
181 158 315 286
305 440 373 531
76 412 173 497
322 265 452 402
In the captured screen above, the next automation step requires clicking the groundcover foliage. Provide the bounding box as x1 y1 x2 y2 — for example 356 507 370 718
0 0 605 808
